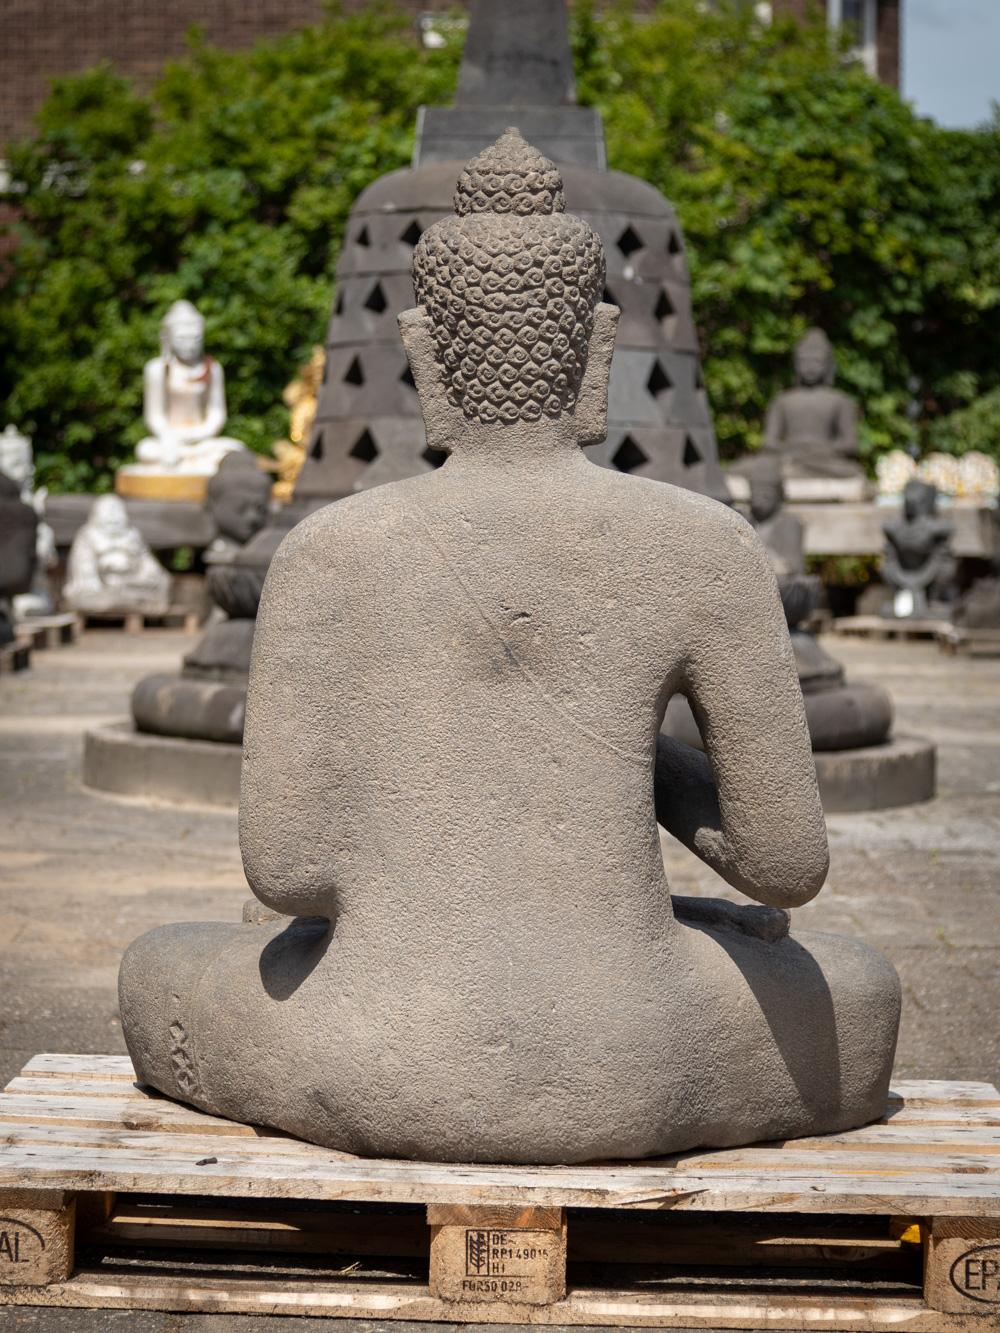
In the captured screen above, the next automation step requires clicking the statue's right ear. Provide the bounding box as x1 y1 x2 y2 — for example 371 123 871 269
398 307 461 453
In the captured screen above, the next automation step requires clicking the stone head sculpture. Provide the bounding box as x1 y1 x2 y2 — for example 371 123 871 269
206 452 272 547
902 476 938 522
747 457 785 525
0 425 33 494
401 127 617 454
161 299 206 366
793 328 835 387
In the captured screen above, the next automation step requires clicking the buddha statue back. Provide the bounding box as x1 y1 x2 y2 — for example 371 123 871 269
120 134 900 1165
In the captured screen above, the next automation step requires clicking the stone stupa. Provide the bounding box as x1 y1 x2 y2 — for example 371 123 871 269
294 0 729 508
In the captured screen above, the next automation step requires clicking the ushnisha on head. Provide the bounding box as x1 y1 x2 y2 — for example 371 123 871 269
401 129 617 454
793 328 835 387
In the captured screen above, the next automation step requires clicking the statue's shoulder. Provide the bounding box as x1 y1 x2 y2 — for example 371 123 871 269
143 355 167 378
268 482 418 572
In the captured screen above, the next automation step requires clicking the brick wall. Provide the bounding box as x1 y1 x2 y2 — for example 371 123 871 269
0 0 452 146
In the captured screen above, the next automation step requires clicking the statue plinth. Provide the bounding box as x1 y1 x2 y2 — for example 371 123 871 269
727 472 870 504
115 466 211 503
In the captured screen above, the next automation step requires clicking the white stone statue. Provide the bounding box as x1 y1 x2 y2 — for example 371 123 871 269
132 301 245 475
64 495 171 615
0 424 57 618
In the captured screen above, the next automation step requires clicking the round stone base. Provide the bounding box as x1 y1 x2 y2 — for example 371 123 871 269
83 720 241 808
814 735 936 813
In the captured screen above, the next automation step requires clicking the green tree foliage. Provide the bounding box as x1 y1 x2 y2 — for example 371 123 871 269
0 5 459 490
2 0 998 490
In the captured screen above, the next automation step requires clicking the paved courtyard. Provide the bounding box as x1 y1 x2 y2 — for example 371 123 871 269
0 624 998 1330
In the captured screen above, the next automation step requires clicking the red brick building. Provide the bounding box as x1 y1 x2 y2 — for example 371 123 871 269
1 1 902 148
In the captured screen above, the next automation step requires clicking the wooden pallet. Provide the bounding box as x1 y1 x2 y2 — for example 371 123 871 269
0 635 31 674
938 625 1000 657
0 1056 997 1329
79 606 200 634
832 615 953 641
15 613 81 651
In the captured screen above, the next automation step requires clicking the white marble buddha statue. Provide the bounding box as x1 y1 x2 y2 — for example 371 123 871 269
131 301 245 476
64 495 171 615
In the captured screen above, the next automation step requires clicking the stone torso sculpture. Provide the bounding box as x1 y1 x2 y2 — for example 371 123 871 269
120 133 899 1165
882 479 955 618
764 329 862 483
0 472 38 646
117 302 245 497
0 425 56 618
63 496 171 615
132 453 275 744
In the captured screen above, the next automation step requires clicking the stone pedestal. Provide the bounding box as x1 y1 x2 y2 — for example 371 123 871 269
82 720 241 808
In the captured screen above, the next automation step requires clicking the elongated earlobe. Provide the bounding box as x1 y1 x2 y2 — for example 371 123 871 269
575 302 619 447
398 307 460 453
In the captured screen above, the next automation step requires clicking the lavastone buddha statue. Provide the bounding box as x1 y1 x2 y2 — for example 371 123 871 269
0 424 57 618
119 132 900 1165
63 495 171 615
117 300 245 496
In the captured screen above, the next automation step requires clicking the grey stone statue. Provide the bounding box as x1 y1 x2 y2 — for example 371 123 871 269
881 478 955 618
0 471 38 646
203 451 273 563
764 328 862 482
0 425 57 618
748 466 892 750
120 133 899 1165
132 454 275 744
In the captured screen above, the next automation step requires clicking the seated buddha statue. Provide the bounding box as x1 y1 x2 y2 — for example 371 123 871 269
117 301 245 497
764 328 863 483
63 495 171 615
120 131 900 1165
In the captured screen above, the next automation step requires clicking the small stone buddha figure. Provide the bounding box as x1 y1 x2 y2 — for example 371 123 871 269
763 328 863 483
0 472 38 646
63 495 171 615
881 478 955 618
745 461 892 750
203 451 273 564
0 425 57 618
131 300 245 475
120 131 899 1165
132 456 277 744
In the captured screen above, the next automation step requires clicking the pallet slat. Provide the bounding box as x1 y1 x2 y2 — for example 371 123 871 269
1 1057 998 1328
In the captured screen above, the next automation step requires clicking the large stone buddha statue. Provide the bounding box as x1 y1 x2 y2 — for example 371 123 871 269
120 133 899 1165
116 300 246 500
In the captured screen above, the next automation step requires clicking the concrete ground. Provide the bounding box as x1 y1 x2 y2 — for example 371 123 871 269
0 625 998 1331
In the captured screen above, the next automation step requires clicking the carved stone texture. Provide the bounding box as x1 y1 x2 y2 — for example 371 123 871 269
120 135 899 1167
881 478 956 618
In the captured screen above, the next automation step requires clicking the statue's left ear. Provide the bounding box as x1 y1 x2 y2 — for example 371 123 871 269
398 306 462 453
574 303 619 447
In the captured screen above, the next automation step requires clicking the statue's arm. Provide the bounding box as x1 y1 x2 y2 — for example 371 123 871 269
239 524 339 921
655 515 828 909
763 396 785 449
200 361 228 439
143 359 171 439
834 392 859 455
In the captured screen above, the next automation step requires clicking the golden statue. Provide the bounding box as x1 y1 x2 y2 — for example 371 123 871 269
271 346 325 502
